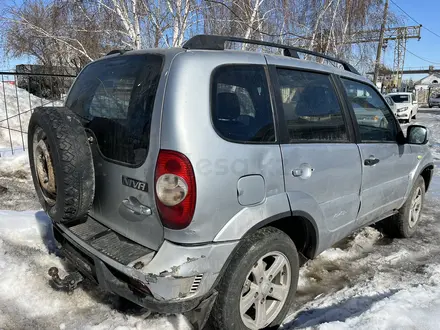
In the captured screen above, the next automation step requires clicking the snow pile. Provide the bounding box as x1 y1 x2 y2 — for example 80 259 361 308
0 152 30 179
0 153 38 210
0 82 62 153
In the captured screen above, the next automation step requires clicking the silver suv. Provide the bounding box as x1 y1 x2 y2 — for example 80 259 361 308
28 35 434 330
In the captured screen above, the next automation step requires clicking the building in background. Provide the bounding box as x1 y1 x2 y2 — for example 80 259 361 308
414 73 440 106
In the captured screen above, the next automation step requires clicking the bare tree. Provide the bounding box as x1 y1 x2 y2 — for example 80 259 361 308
1 0 126 72
1 0 403 74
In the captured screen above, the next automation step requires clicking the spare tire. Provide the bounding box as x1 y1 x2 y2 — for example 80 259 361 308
28 107 95 223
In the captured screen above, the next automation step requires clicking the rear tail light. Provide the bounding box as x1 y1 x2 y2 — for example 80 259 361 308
155 150 196 229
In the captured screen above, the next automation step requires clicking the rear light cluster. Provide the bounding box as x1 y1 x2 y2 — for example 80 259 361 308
155 150 196 229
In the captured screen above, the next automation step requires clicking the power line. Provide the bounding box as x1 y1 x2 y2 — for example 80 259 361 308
401 44 440 65
390 0 440 39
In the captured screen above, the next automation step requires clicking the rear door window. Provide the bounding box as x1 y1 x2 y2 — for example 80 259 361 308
66 55 163 165
276 69 349 142
211 65 275 143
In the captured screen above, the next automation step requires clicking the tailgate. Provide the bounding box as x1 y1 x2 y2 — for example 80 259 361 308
65 53 165 251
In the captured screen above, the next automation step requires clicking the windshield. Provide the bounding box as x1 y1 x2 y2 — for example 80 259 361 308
390 95 409 103
431 94 440 99
66 54 163 165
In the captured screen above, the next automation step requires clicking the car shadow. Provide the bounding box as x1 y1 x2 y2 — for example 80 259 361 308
284 289 399 329
34 210 59 255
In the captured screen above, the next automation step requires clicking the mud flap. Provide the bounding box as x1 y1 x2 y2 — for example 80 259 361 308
183 290 218 330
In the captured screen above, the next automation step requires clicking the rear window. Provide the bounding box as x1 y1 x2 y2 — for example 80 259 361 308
211 65 275 143
389 94 409 103
66 54 163 165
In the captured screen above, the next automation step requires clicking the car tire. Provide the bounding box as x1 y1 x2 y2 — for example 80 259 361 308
380 176 425 238
412 112 417 119
28 107 95 223
209 227 299 330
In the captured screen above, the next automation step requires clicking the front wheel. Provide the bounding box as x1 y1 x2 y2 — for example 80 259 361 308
209 227 299 330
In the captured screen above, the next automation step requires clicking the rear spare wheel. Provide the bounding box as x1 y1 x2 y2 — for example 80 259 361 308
28 107 95 223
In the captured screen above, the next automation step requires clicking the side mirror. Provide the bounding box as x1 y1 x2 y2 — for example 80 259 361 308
407 125 428 145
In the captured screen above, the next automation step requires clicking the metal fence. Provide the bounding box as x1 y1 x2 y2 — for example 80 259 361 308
0 72 76 157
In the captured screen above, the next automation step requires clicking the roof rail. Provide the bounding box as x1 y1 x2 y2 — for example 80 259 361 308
182 35 359 75
105 48 132 56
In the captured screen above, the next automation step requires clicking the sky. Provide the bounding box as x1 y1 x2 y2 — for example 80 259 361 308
383 0 440 81
0 0 439 81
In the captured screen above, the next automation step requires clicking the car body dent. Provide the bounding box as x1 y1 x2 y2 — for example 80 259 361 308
142 240 237 301
213 193 291 242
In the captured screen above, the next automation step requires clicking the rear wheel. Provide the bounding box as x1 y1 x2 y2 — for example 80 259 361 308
209 227 299 330
380 176 425 238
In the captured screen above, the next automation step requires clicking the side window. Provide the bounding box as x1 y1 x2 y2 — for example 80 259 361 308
212 66 275 143
276 69 348 142
341 79 398 143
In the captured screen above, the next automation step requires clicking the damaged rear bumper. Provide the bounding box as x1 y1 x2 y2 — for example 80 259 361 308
52 218 237 314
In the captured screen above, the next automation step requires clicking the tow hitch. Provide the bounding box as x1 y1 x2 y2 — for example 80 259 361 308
48 267 84 293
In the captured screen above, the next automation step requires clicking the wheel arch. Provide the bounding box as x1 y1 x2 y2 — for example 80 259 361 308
239 210 319 261
420 164 434 192
211 211 319 299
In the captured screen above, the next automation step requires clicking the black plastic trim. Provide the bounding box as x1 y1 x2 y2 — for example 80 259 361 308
54 222 203 314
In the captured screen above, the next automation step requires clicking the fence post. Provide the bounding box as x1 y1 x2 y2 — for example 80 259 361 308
14 75 26 151
1 75 14 156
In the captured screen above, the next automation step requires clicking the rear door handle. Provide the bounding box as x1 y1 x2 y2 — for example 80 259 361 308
364 157 380 166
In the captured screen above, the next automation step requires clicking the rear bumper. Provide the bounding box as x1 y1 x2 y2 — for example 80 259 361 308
53 218 237 313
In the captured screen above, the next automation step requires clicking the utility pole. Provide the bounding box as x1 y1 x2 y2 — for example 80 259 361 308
373 0 389 86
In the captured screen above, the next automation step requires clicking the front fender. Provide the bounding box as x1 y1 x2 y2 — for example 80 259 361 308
403 145 434 202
